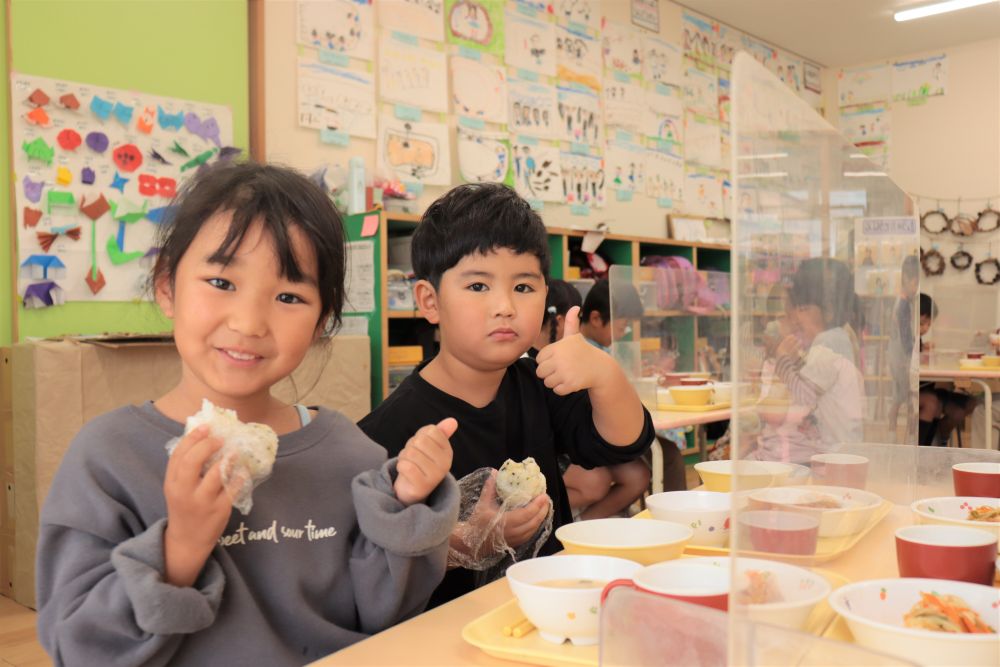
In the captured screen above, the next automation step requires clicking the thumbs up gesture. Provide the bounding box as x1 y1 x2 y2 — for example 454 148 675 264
394 417 456 506
535 306 613 395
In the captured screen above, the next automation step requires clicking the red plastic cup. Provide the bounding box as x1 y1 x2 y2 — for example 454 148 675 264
896 525 997 585
810 453 869 490
602 560 730 611
952 462 1000 498
737 510 819 555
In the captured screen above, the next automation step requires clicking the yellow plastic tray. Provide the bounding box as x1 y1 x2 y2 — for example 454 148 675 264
634 499 893 564
656 401 731 412
461 566 850 667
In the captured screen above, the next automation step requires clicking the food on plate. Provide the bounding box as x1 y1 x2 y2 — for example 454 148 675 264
902 592 996 634
966 505 1000 523
789 492 843 509
496 457 547 507
736 570 784 605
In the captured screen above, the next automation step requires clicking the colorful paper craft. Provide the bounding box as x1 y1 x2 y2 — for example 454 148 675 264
26 107 51 127
22 281 65 308
23 137 55 165
56 166 72 186
112 102 134 126
23 176 44 203
23 207 43 228
28 89 50 106
110 171 129 192
86 131 109 153
90 95 113 120
79 193 111 221
20 255 66 280
112 144 143 172
158 106 185 130
57 128 82 150
37 224 81 252
59 93 80 110
46 190 76 213
184 112 222 145
81 167 95 185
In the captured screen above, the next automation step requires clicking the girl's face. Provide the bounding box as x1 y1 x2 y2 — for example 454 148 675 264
156 212 322 407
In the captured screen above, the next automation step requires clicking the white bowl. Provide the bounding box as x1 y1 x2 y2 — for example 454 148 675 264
747 485 883 538
555 517 692 565
911 496 1000 553
645 491 732 547
694 460 795 492
506 555 642 646
711 382 732 404
829 578 1000 666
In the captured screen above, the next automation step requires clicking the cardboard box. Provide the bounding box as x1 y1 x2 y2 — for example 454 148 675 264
8 335 369 608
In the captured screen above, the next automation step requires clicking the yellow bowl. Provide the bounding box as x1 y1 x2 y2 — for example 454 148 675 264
555 518 692 566
982 356 1000 367
669 386 713 406
694 460 794 492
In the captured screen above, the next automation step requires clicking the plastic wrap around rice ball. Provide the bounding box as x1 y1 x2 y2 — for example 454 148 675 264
165 399 278 515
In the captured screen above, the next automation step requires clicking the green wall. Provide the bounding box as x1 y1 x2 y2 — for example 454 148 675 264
2 5 11 345
3 0 249 342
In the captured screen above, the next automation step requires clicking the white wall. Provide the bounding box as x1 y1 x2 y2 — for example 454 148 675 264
826 38 1000 343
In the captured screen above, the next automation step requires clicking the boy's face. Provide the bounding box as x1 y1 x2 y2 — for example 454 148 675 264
420 248 546 371
919 314 932 336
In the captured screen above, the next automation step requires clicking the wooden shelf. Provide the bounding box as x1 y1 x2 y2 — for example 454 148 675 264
545 225 731 251
388 311 422 319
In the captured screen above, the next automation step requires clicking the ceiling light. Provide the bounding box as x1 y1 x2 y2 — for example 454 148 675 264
894 0 997 22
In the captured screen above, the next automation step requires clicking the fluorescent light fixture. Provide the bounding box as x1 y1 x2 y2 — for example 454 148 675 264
740 172 788 179
894 0 997 22
843 171 888 177
849 153 868 159
736 152 789 161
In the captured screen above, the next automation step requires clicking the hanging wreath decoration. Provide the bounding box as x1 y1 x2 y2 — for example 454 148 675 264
950 250 973 271
921 248 945 276
949 213 977 237
975 207 1000 233
920 210 948 234
975 257 1000 285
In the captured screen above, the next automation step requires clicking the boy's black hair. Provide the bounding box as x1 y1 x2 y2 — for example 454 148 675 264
411 183 550 288
920 292 938 320
582 278 644 324
152 161 346 330
902 254 919 281
543 278 584 344
789 258 863 331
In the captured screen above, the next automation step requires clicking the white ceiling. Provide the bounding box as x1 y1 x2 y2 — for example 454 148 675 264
676 0 1000 66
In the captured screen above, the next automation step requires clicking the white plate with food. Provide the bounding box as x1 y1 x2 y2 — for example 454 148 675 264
747 485 883 538
911 497 1000 553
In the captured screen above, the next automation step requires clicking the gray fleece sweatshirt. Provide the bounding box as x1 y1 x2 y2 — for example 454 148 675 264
36 402 459 666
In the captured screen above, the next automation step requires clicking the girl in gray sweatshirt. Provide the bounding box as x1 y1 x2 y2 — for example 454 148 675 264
36 163 460 666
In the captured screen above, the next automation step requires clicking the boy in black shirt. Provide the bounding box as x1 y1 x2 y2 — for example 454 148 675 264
359 183 653 608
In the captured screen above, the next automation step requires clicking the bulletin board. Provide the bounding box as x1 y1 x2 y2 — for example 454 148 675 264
2 0 250 342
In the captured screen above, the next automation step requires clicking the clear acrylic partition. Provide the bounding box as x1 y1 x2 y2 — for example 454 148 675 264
609 264 732 412
599 586 915 667
919 283 998 367
727 53 1000 666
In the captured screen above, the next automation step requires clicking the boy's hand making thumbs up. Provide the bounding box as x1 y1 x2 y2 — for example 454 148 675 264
394 417 457 506
534 306 616 395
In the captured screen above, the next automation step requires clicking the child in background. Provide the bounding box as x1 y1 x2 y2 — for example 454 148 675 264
359 183 653 608
566 279 654 519
887 255 920 433
36 163 459 666
528 278 583 357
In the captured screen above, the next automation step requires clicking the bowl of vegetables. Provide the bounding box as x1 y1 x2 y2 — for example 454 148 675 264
911 497 1000 553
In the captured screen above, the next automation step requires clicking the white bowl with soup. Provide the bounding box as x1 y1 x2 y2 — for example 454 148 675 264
506 554 642 646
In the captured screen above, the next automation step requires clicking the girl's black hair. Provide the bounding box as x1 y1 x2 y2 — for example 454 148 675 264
411 183 550 288
152 162 346 330
543 278 583 344
789 258 863 332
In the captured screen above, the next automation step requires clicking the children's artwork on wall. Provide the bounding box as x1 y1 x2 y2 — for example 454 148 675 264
684 113 722 169
12 73 233 305
555 24 601 91
778 54 803 93
840 103 890 170
644 147 683 201
717 71 731 124
377 0 445 42
602 22 642 77
683 167 723 217
508 79 558 138
560 152 605 207
555 0 599 32
556 85 602 145
457 127 510 183
892 54 947 101
297 0 375 61
605 140 645 192
505 11 557 76
511 142 563 202
451 56 508 123
297 60 376 138
837 63 890 107
446 0 505 57
681 11 720 68
603 78 644 130
377 114 452 185
683 61 718 119
378 33 449 112
641 85 683 145
642 34 683 87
